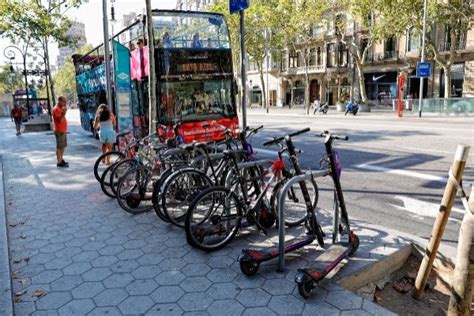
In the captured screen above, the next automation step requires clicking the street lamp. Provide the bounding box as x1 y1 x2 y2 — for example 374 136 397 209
3 44 31 111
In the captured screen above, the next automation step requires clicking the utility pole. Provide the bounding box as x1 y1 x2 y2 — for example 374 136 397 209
240 10 247 129
102 0 113 111
145 0 157 134
266 28 270 114
418 0 428 118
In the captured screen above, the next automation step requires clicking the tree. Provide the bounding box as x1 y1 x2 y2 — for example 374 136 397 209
279 0 330 114
53 43 93 104
0 65 24 94
209 0 287 112
328 0 399 105
0 0 87 104
388 0 474 98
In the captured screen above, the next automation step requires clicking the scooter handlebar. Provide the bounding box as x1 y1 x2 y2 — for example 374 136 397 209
263 127 310 147
317 131 349 141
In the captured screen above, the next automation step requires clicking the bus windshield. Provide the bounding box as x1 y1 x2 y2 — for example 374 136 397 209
153 11 230 49
160 79 235 124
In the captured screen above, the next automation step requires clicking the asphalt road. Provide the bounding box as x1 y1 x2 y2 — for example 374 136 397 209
69 107 473 247
242 108 474 247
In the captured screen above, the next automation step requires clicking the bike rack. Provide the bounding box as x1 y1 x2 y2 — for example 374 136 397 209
277 170 328 272
224 159 272 187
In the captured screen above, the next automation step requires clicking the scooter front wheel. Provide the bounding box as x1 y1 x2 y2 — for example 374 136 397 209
349 234 360 256
239 259 259 276
296 273 315 298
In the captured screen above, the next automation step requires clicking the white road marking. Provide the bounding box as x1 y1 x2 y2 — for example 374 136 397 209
392 195 464 222
356 163 473 189
356 163 446 182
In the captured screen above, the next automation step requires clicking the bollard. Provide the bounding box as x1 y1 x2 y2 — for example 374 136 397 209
447 189 473 316
413 144 470 300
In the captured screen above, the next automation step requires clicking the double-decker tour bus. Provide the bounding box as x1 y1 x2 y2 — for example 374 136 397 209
72 10 239 142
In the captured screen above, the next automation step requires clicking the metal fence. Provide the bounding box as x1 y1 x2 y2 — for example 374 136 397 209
381 97 474 115
408 98 474 114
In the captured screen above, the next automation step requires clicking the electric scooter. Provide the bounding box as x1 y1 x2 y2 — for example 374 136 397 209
238 129 325 276
294 131 359 298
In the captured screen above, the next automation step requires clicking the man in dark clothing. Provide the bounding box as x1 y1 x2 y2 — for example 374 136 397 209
11 105 23 136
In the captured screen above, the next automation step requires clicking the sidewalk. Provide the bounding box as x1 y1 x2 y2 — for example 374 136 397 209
0 117 442 315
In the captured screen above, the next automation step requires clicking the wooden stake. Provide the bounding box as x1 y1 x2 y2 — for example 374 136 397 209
448 189 473 315
413 144 470 300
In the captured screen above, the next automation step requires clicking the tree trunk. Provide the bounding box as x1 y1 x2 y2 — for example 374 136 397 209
304 71 310 115
43 37 56 105
355 60 368 104
258 61 266 110
290 80 294 108
444 66 452 99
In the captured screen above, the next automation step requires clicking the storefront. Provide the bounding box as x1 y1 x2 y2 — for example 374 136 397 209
440 62 464 97
364 71 398 101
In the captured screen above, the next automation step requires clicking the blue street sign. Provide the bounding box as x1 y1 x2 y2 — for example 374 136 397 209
416 62 431 78
229 0 249 14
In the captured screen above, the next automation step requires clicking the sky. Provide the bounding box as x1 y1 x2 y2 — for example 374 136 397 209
1 0 177 66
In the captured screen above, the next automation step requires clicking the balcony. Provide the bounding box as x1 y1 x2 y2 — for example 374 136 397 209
438 41 467 52
281 65 326 76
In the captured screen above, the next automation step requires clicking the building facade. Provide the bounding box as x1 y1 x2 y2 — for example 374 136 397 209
56 21 87 70
175 1 474 107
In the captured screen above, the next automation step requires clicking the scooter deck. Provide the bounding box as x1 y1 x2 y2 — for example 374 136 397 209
298 243 350 276
242 237 315 262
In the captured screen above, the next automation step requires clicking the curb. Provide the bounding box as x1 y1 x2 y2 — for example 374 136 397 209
0 156 14 316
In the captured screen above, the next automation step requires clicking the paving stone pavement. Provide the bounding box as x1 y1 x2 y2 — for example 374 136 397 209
0 117 401 315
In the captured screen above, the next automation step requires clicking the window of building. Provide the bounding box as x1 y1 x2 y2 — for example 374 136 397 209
385 37 396 53
327 43 336 67
317 47 322 65
297 50 304 67
309 48 316 66
338 44 348 67
444 25 466 51
289 49 297 68
407 28 420 52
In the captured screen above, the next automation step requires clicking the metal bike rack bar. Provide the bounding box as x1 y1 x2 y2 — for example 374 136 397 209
236 159 272 170
277 170 328 272
224 159 272 188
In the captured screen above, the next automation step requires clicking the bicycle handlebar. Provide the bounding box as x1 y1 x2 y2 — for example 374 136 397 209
263 127 310 146
317 131 349 141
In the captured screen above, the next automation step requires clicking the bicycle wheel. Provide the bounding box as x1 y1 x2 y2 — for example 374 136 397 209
161 168 213 228
94 151 125 182
152 168 174 223
100 164 117 198
185 186 242 251
109 159 136 197
270 177 318 227
116 166 154 214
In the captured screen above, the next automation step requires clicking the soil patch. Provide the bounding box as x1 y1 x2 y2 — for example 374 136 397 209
356 255 451 315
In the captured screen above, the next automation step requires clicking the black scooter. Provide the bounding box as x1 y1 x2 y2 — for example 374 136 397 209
294 131 359 298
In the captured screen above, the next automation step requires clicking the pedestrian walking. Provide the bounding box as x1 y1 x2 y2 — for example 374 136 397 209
52 96 69 168
10 104 23 136
94 104 117 165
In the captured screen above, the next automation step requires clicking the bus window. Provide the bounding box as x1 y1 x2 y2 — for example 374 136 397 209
160 79 235 124
152 12 230 49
